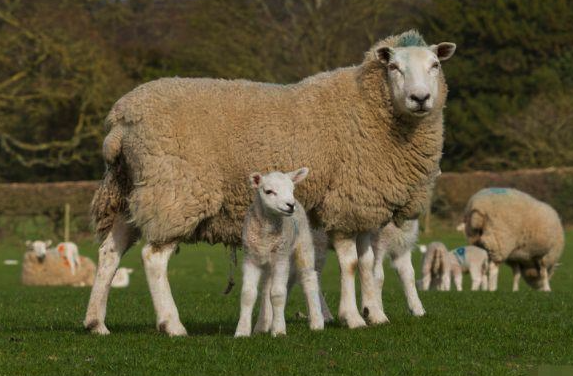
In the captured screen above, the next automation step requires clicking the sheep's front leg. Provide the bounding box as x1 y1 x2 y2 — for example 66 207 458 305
357 232 386 325
84 217 135 335
488 260 500 291
235 259 263 337
391 251 425 316
537 259 551 292
294 245 324 331
510 263 521 292
270 257 290 336
142 243 187 337
331 232 366 329
253 269 272 334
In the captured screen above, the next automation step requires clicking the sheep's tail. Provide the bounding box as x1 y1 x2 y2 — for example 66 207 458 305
223 244 238 295
91 125 131 241
431 249 442 275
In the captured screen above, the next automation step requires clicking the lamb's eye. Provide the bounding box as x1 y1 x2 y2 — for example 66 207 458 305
264 189 274 195
431 62 440 70
388 63 399 71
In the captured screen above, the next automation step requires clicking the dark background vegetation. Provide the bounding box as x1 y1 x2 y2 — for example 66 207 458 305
0 0 572 182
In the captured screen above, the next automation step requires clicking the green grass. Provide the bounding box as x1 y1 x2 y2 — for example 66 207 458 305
0 229 572 376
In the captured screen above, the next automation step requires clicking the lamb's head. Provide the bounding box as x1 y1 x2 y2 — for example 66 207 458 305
374 30 456 118
249 167 309 217
25 240 52 260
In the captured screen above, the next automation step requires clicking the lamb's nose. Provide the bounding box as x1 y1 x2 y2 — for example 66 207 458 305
286 202 295 211
410 93 430 104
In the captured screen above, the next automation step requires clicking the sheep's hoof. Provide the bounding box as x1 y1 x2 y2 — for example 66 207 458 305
309 319 325 331
340 313 367 329
234 330 251 338
271 329 286 337
158 320 188 337
364 307 389 325
410 306 426 317
84 320 110 335
253 322 271 334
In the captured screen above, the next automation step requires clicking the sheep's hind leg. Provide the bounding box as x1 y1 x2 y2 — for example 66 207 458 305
488 261 500 291
331 232 367 329
84 216 136 335
142 242 187 336
357 232 387 325
293 244 324 331
391 251 425 317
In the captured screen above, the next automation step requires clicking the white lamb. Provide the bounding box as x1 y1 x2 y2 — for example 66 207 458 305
235 168 324 337
25 240 81 275
449 246 488 291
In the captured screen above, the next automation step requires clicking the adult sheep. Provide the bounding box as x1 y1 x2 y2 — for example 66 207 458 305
85 30 456 336
464 188 564 292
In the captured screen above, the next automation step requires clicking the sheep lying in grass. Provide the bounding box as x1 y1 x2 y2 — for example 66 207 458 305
85 30 456 335
420 242 451 291
22 245 95 287
449 246 488 291
464 188 564 292
25 240 81 275
371 220 425 321
235 168 324 337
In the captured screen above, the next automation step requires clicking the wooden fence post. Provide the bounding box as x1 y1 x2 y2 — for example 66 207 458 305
64 203 70 242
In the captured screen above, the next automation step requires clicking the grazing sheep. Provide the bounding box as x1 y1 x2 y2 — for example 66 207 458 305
371 220 425 321
464 188 565 292
85 30 456 335
420 242 451 291
111 267 133 288
25 240 81 275
449 246 488 291
22 251 95 287
235 168 323 337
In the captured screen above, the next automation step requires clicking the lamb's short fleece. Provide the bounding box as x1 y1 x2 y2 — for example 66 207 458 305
464 188 564 291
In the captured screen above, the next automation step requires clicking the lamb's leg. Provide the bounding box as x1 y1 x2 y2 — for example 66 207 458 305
453 270 463 291
142 242 187 336
331 232 366 329
270 257 290 337
537 259 551 292
488 260 500 291
236 259 263 337
469 265 481 291
442 273 451 291
84 217 136 335
357 232 386 325
510 263 521 292
372 240 388 322
293 245 324 331
391 251 425 316
421 269 432 291
253 269 272 334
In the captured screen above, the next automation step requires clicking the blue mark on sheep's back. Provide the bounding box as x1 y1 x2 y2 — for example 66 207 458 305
396 30 427 47
455 247 466 257
488 188 509 195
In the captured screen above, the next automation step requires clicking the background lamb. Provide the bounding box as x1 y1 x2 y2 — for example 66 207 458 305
25 240 80 275
464 188 565 291
85 30 456 336
449 246 488 291
235 168 323 337
420 242 451 291
370 220 425 321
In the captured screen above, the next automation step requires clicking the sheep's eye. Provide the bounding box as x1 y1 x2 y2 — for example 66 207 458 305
388 63 399 71
264 189 274 195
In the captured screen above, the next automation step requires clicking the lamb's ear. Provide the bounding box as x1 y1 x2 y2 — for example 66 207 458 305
289 167 309 184
431 42 456 61
249 173 262 189
45 240 52 247
376 46 394 64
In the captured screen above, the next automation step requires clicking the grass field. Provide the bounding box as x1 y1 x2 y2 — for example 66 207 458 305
0 227 572 376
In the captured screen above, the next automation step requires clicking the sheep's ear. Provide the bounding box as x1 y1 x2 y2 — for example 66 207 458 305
431 43 456 61
289 167 309 184
249 173 262 189
376 46 394 64
45 240 52 247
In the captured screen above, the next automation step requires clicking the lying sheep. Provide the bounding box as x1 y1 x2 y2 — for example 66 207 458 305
235 168 324 337
420 242 451 291
25 240 81 275
464 188 565 291
449 246 488 291
86 30 457 335
111 267 134 288
371 220 425 321
22 251 95 287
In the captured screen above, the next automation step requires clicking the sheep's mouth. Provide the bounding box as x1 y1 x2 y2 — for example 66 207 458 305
279 208 295 216
412 108 429 117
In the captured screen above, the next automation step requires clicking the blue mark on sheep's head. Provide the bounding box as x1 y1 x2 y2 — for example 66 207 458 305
395 30 427 48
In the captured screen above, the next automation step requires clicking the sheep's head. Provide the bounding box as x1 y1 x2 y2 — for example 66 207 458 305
375 31 456 118
249 167 309 217
25 240 52 261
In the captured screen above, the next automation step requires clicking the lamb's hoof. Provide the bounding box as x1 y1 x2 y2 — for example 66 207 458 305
309 318 325 331
234 330 251 338
158 320 188 337
253 323 271 334
410 306 426 317
323 311 335 323
84 320 110 335
363 307 389 325
340 313 367 329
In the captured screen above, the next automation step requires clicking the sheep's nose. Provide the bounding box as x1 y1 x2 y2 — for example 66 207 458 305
286 202 295 211
410 93 430 104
